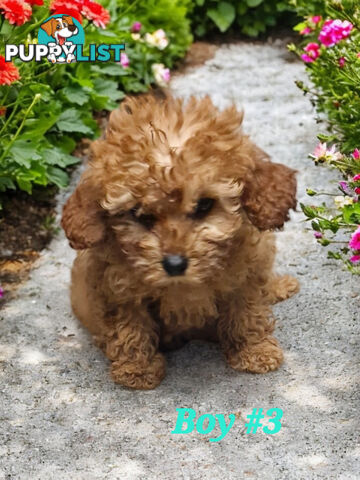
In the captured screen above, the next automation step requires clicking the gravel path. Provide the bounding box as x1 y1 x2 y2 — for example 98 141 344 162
1 40 359 480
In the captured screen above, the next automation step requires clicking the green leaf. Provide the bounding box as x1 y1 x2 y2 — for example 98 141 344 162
62 85 89 106
343 203 360 224
241 25 259 37
46 166 69 188
41 148 79 168
207 2 236 33
92 78 125 102
22 108 61 139
0 177 16 192
328 251 342 260
246 0 264 7
56 109 93 135
8 139 41 168
293 22 307 32
300 203 317 219
237 3 248 15
90 64 130 76
311 221 321 231
17 177 32 193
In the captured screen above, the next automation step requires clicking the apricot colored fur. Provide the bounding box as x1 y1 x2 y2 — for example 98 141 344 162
61 94 299 389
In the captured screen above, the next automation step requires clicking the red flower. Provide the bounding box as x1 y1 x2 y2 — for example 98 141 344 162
24 0 43 5
81 0 110 29
51 6 83 23
0 0 32 25
0 106 7 116
0 55 20 85
50 0 81 14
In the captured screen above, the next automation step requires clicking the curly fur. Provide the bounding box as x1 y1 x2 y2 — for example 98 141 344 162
61 93 299 389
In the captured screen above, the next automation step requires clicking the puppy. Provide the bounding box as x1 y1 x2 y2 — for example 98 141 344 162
61 94 299 390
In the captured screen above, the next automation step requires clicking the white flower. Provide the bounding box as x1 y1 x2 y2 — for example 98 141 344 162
151 63 171 87
145 29 169 50
334 196 354 208
131 33 141 41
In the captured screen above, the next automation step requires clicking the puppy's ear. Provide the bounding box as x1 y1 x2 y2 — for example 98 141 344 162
61 175 105 249
63 15 74 25
41 18 56 36
241 146 297 230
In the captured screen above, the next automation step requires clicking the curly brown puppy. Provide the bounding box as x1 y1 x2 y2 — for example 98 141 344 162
61 94 299 390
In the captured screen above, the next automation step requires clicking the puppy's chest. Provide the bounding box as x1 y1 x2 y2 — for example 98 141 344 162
148 289 218 332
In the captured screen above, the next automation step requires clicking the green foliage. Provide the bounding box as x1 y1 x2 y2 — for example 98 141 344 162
289 0 327 17
0 0 192 205
190 0 294 38
291 0 360 274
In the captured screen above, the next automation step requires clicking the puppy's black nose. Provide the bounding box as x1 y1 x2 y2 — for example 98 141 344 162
68 24 76 32
162 255 188 276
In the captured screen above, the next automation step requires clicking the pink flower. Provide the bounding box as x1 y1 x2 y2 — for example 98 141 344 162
301 42 320 63
355 187 360 195
151 63 170 87
350 254 360 263
352 148 360 159
349 226 360 250
300 27 312 35
353 174 360 181
339 181 352 195
311 142 343 162
314 232 323 239
338 56 346 68
311 16 322 24
0 286 3 299
319 19 353 47
120 52 129 68
131 21 141 32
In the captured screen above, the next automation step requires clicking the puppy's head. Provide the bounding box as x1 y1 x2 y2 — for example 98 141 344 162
62 94 296 287
41 16 78 43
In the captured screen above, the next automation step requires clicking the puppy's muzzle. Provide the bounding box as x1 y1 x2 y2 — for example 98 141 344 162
162 255 188 276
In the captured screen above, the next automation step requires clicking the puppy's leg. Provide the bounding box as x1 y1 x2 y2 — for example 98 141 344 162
266 274 299 305
217 289 283 374
105 305 166 390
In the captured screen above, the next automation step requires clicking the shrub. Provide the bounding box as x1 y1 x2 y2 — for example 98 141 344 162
190 0 294 38
289 0 360 274
0 0 192 205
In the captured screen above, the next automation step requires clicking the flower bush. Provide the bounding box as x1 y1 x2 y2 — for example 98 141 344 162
0 0 192 205
190 0 294 38
289 0 360 274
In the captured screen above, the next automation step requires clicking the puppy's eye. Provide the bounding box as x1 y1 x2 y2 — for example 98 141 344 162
56 25 60 29
191 198 215 219
130 208 156 230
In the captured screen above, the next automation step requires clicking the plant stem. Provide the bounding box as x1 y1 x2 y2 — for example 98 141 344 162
121 0 141 17
0 94 41 165
0 102 19 138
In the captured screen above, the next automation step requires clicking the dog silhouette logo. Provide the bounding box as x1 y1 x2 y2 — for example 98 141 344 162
38 14 85 63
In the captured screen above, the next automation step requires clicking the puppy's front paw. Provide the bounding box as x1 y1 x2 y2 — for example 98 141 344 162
271 275 299 304
226 336 283 374
110 353 166 390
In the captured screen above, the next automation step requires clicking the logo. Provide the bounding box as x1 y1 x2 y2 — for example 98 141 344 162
5 14 124 64
38 14 84 63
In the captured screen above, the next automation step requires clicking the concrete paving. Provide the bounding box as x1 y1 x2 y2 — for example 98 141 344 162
0 40 359 479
